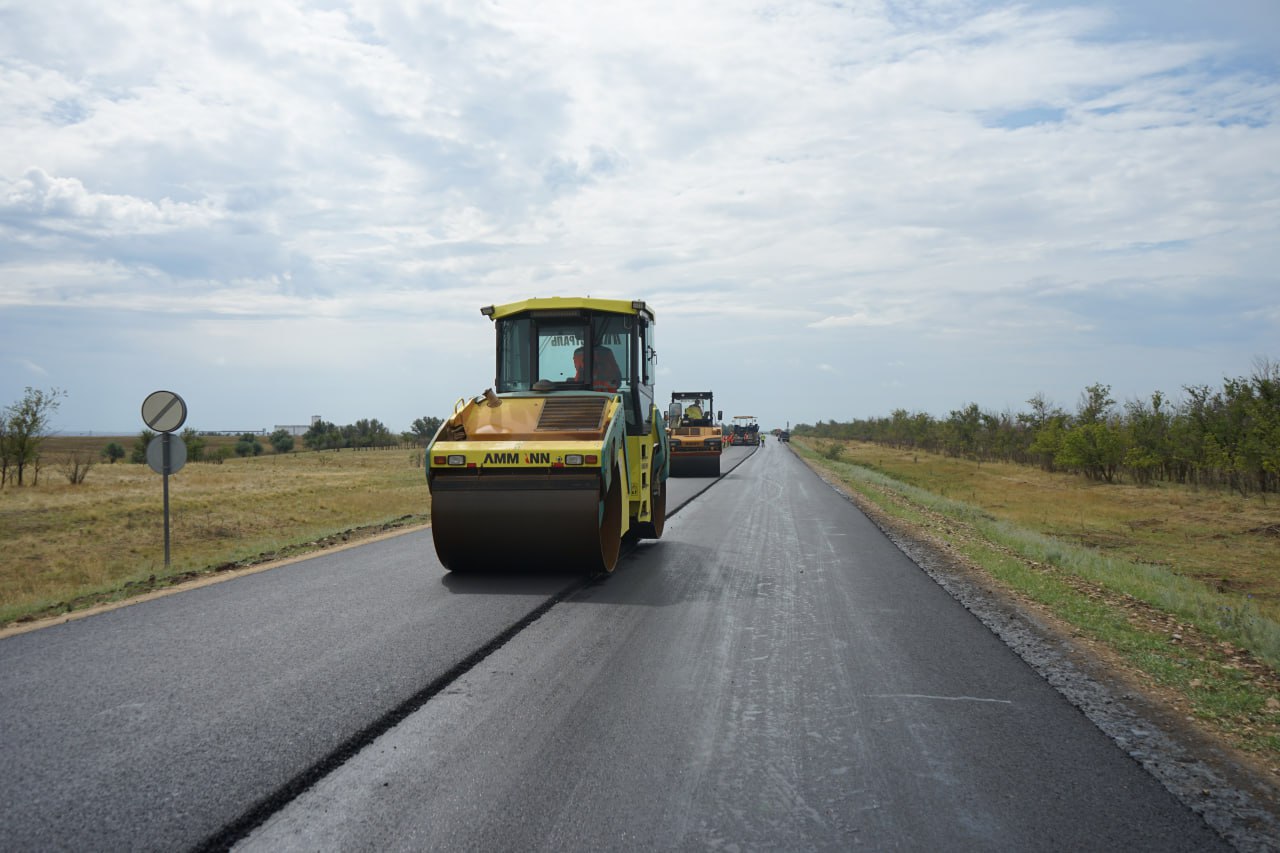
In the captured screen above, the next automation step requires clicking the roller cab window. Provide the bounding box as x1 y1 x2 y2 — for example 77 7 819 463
492 316 585 391
536 319 588 386
496 316 535 391
495 312 634 394
587 314 631 393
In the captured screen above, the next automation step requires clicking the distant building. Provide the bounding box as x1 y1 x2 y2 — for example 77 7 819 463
273 416 322 437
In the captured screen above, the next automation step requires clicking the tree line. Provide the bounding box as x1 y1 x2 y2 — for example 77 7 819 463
1 384 449 488
793 359 1280 496
300 415 443 450
125 415 445 460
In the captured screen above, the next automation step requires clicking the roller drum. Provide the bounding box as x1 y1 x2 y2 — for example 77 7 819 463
429 471 622 573
670 455 721 478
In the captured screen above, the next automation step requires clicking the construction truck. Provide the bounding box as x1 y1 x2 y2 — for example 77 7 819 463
426 298 670 574
666 391 723 477
730 415 760 446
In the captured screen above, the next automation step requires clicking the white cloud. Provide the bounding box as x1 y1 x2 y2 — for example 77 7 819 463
809 313 897 330
17 358 48 377
0 0 1276 430
1 168 222 233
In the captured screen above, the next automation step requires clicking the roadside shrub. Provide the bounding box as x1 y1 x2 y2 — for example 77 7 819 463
235 439 262 457
269 429 295 454
58 451 94 484
180 428 207 462
130 429 156 464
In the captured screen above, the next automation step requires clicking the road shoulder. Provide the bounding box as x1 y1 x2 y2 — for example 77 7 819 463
791 448 1280 851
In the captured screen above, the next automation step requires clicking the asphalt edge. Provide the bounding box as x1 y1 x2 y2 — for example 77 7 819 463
664 444 759 520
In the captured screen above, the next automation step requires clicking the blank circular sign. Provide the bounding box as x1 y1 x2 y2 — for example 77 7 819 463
141 390 187 433
146 434 187 475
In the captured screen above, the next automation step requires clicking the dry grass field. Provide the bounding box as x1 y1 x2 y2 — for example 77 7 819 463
0 436 428 626
815 440 1280 622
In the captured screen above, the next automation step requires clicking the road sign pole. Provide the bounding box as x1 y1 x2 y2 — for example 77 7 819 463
162 432 171 569
142 390 188 572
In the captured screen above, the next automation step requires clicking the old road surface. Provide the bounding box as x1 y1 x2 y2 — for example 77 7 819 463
0 443 1244 851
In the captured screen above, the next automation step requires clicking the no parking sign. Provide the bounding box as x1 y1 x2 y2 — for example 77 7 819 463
141 390 188 568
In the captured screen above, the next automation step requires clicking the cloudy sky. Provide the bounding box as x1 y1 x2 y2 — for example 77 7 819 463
2 0 1277 434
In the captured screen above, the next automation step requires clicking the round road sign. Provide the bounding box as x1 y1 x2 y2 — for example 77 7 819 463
146 434 187 475
141 390 188 433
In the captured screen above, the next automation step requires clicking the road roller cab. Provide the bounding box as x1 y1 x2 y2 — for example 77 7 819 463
427 298 670 573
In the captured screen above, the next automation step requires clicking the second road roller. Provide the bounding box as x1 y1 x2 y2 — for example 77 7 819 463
667 391 723 477
426 297 670 573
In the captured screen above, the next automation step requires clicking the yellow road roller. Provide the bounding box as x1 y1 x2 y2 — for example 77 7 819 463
427 297 670 573
667 390 723 477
